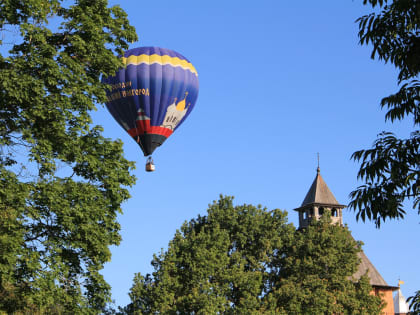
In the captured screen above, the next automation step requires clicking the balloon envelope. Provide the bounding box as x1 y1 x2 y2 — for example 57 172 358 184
102 47 199 156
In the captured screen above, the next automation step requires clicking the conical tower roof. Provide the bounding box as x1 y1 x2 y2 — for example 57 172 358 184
298 167 346 209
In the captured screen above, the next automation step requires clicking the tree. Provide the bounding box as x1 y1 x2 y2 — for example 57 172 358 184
349 0 419 226
349 1 419 312
122 196 383 315
263 215 383 315
0 0 137 313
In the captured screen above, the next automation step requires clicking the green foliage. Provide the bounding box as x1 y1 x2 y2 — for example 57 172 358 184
122 196 383 315
349 131 419 226
351 0 419 311
262 214 383 315
408 290 420 315
349 0 419 226
0 0 137 313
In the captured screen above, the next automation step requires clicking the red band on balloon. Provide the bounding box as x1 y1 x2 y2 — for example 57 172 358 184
128 122 173 138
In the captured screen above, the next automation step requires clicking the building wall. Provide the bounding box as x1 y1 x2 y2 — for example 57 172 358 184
372 287 395 315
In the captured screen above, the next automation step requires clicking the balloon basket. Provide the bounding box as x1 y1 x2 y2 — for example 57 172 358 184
145 157 155 172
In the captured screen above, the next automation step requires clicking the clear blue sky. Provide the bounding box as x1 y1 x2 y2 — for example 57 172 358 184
95 0 419 307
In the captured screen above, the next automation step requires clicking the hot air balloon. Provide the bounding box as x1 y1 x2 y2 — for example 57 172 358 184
102 47 199 171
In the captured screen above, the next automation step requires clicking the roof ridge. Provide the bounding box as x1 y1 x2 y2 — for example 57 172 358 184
353 250 395 288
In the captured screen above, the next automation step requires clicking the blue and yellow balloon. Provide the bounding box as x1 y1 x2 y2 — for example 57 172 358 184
102 47 199 170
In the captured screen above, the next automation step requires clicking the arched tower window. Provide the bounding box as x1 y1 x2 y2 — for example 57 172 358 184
332 208 337 217
319 207 324 216
310 207 314 216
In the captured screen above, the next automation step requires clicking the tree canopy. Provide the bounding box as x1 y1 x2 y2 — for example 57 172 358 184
123 196 383 315
349 1 419 311
0 0 137 313
349 0 419 226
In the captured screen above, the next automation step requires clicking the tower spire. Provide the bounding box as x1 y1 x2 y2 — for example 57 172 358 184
317 152 320 173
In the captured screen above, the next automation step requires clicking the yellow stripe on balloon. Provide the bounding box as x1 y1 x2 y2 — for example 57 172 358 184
122 54 198 76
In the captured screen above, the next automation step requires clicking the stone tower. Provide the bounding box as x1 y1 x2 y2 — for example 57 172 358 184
294 167 346 229
295 166 399 314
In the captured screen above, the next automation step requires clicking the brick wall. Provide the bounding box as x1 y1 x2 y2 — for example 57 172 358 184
372 287 395 315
